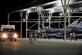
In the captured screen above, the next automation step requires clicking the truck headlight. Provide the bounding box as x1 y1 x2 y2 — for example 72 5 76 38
2 33 8 39
13 33 18 38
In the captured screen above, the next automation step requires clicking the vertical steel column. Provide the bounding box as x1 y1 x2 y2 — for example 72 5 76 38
66 0 71 26
68 8 71 25
61 0 67 41
20 11 23 38
8 13 10 25
61 0 70 41
41 6 44 38
41 6 45 38
37 6 41 33
58 18 60 29
42 14 44 28
41 8 44 28
49 13 52 28
26 11 29 38
68 12 71 25
42 16 44 38
64 0 67 41
37 6 42 39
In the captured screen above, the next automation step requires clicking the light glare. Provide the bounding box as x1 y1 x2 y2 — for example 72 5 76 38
2 33 8 39
13 33 18 38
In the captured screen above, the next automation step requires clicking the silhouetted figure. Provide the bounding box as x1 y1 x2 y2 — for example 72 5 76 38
29 30 33 44
34 33 37 41
71 27 77 41
72 32 77 41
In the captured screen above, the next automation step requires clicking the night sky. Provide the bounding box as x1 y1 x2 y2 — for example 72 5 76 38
0 0 81 25
0 0 56 38
0 0 56 26
0 0 82 38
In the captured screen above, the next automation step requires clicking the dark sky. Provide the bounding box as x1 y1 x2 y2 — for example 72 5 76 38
0 0 81 38
0 0 81 25
0 0 48 37
0 0 55 25
0 0 81 19
0 0 55 13
0 0 55 37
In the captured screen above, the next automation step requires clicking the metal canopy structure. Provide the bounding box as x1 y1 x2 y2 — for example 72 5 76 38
8 0 82 40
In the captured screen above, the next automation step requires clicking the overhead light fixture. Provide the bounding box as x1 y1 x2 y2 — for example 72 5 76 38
49 8 55 13
23 9 28 11
58 0 71 5
46 19 49 22
27 9 31 13
56 0 62 7
43 1 58 6
59 12 63 16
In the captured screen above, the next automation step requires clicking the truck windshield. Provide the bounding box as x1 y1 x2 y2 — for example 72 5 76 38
3 28 15 31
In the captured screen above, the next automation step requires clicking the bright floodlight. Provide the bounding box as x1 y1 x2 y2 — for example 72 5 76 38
23 19 26 22
23 9 27 11
43 1 58 6
59 12 63 16
49 8 54 13
27 9 31 13
57 0 71 5
46 19 49 22
37 6 43 11
56 0 62 7
69 0 75 4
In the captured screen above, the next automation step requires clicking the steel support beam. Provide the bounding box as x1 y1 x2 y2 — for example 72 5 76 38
8 13 10 25
20 11 23 38
26 11 29 38
49 13 53 28
61 0 70 41
37 6 41 33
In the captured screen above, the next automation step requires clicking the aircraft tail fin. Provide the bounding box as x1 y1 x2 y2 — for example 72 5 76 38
68 17 82 27
76 21 82 28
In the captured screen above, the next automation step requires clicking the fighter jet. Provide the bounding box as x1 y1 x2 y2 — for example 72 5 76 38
72 21 82 38
34 17 82 39
34 0 82 39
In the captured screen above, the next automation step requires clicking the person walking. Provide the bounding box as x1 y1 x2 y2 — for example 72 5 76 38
71 27 77 41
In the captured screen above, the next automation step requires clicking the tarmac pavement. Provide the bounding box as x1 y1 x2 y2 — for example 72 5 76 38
0 38 82 55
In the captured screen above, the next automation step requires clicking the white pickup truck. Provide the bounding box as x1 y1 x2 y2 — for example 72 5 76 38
0 25 19 41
